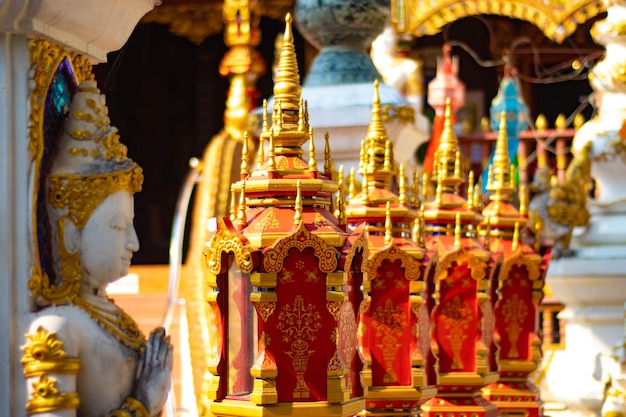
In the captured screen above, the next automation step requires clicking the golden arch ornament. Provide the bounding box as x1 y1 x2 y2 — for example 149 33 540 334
393 0 608 43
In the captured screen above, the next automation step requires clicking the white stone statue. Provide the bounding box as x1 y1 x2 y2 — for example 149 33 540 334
21 80 172 417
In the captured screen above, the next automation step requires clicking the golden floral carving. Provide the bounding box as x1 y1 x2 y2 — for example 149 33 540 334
440 296 473 370
327 301 342 321
263 223 337 273
371 299 407 383
205 218 255 275
500 252 541 282
253 301 277 323
253 210 281 231
277 295 322 399
502 294 528 358
21 327 80 377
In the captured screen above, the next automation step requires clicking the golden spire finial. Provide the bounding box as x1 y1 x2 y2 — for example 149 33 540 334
273 13 301 122
435 97 463 192
229 184 237 222
366 79 387 143
412 217 420 244
574 113 585 130
324 132 332 177
236 180 247 230
418 204 426 246
362 175 370 204
267 131 276 173
454 211 462 248
399 163 407 205
519 184 528 217
384 201 393 245
337 180 346 226
358 140 366 174
308 127 317 173
412 168 420 207
294 180 303 225
473 181 484 211
555 113 567 131
466 171 475 209
435 174 443 207
484 216 491 247
535 114 547 131
512 221 520 252
421 172 430 202
487 111 515 205
383 138 392 171
348 167 357 200
240 131 250 179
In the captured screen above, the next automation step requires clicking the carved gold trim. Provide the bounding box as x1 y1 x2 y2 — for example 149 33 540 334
263 222 338 273
435 247 488 282
343 228 370 274
205 217 255 275
395 0 606 43
21 327 80 377
26 375 80 414
368 243 421 281
28 38 93 305
500 248 542 282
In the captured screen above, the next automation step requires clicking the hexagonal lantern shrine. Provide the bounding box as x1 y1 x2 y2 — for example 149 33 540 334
344 80 437 417
480 112 548 417
421 100 499 417
202 14 368 417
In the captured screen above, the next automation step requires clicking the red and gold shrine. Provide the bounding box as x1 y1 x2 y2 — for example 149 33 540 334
421 99 499 417
203 14 367 417
480 113 548 417
345 80 436 417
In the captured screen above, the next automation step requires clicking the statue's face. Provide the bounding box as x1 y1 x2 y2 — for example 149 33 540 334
78 191 139 289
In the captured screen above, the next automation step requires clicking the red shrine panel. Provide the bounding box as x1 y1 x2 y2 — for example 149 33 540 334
364 259 412 386
433 261 478 373
266 247 332 402
496 264 535 363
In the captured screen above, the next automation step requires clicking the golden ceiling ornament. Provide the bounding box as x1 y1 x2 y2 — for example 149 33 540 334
141 0 295 45
393 0 608 43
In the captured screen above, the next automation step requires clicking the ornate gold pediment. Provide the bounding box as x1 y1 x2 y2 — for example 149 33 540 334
394 0 608 43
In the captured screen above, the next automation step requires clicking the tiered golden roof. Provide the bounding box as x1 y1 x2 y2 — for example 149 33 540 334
482 112 527 236
345 80 421 254
231 13 345 247
423 98 482 230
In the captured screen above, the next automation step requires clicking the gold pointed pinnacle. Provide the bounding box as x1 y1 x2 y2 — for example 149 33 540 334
294 180 303 225
358 140 365 174
298 99 305 132
267 132 276 172
519 184 528 217
436 97 461 187
512 221 520 251
324 132 332 177
308 127 317 172
337 180 346 226
236 180 247 230
383 138 392 172
412 168 420 207
384 201 393 246
349 167 357 200
412 217 419 244
484 215 491 247
467 171 475 209
362 175 370 204
229 184 237 222
241 131 249 179
273 13 301 107
367 79 387 144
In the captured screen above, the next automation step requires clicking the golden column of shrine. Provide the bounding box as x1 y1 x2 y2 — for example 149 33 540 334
345 79 437 417
421 99 499 417
203 14 367 417
480 112 548 417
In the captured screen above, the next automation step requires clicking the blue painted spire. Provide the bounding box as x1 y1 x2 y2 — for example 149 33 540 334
482 65 528 190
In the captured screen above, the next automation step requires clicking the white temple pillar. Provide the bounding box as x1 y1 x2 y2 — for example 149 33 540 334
0 2 157 415
0 32 32 417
